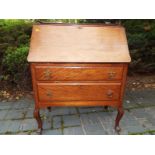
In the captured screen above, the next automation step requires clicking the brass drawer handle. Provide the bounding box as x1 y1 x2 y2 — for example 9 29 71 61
108 72 116 79
107 90 113 98
46 91 52 97
43 69 52 80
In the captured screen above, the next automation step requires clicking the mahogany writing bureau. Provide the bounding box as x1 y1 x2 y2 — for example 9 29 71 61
27 24 131 133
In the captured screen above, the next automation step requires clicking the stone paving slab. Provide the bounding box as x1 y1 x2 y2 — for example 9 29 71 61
42 118 52 130
25 108 34 118
0 89 155 135
19 119 38 131
42 129 62 135
82 124 107 135
0 103 13 110
63 115 81 127
5 109 27 120
63 126 84 135
53 116 62 129
78 107 104 113
0 120 22 134
51 107 77 116
0 110 8 120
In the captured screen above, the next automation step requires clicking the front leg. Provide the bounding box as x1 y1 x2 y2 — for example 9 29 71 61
34 108 42 131
47 107 52 112
115 107 124 133
104 106 108 110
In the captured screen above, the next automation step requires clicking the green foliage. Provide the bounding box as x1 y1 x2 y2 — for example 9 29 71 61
2 45 29 83
121 19 155 72
0 19 32 60
0 20 32 88
3 46 29 73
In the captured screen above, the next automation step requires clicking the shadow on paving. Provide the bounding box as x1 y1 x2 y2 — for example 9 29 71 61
0 89 155 135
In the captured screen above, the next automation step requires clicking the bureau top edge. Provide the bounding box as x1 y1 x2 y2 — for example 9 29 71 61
33 23 124 28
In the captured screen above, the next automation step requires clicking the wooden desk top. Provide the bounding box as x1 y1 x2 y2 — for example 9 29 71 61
27 24 131 63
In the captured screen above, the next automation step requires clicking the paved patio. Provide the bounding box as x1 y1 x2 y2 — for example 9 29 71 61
0 89 155 135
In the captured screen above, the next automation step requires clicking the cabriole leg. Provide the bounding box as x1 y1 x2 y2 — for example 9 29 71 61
34 108 42 130
115 107 124 133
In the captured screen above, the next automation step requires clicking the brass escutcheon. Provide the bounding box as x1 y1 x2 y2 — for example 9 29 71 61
43 69 52 80
46 90 52 97
108 71 116 79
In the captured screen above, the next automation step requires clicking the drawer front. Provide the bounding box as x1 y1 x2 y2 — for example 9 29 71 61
35 66 123 81
37 83 121 102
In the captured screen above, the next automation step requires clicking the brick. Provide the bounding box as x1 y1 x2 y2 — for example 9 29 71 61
53 116 61 129
97 111 116 123
63 126 84 135
83 124 106 135
51 107 77 116
19 119 38 131
146 116 155 126
131 109 147 119
129 90 155 107
126 125 146 134
0 110 8 120
42 129 62 135
42 118 52 129
78 107 103 114
123 91 138 108
80 113 106 135
63 115 81 127
0 101 13 106
0 120 22 134
5 109 27 120
0 102 13 110
136 118 153 130
120 112 139 126
6 120 22 133
25 108 34 118
12 100 30 109
0 120 10 134
80 113 101 125
145 107 155 118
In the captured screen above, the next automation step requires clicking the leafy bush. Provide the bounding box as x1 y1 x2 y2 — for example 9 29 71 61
0 20 32 90
0 20 32 62
121 20 155 73
2 45 29 84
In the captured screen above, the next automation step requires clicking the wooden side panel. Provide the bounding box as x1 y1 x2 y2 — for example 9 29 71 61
118 63 128 107
30 63 39 109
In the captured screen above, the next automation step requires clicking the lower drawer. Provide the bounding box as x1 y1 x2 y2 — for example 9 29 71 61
37 83 121 102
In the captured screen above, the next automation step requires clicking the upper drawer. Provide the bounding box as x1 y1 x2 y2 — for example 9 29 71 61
34 64 124 81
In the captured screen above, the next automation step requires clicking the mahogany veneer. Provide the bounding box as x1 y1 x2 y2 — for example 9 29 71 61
28 24 131 133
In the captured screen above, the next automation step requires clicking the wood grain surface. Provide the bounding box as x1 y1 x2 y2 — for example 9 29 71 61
35 64 123 81
37 82 121 102
27 24 131 62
